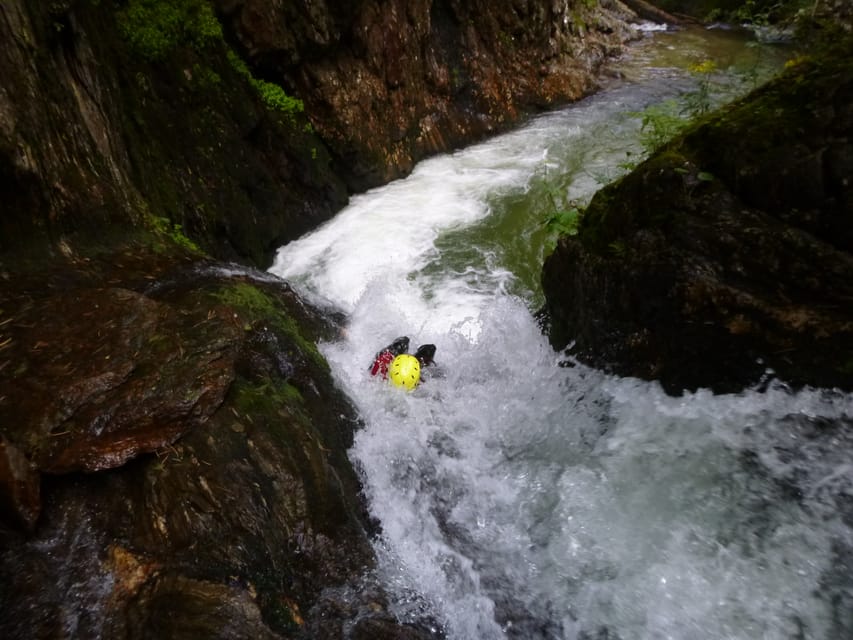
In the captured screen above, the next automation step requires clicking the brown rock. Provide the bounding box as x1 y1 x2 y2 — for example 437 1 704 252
1 286 239 475
217 0 640 191
0 437 40 531
0 250 436 637
542 52 853 394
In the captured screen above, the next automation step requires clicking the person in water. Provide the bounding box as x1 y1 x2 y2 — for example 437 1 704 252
388 353 421 390
414 343 444 381
414 343 435 367
370 337 442 390
369 336 410 379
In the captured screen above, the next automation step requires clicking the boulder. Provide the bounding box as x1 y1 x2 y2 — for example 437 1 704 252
0 244 434 638
542 49 853 394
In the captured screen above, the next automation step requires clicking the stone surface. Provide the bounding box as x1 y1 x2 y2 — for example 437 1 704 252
1 0 642 267
542 49 853 394
217 0 641 191
0 438 40 531
0 0 347 267
0 0 655 636
0 245 434 638
2 284 239 474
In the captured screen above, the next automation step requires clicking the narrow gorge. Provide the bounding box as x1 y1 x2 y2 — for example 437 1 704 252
1 1 851 638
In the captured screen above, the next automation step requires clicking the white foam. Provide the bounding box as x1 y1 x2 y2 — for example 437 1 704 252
269 29 850 640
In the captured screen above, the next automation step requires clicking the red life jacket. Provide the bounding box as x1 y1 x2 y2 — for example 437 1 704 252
370 350 395 379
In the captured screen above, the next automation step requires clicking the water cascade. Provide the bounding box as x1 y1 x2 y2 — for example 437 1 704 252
269 26 853 640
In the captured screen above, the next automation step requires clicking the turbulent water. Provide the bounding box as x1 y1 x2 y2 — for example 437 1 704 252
269 25 853 640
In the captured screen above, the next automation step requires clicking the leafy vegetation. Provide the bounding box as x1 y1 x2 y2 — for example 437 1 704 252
117 0 304 123
226 50 305 122
117 0 222 62
651 0 816 26
543 54 739 250
150 215 202 253
211 283 326 367
684 59 717 115
632 59 719 156
543 185 583 252
212 282 280 325
634 100 687 153
716 0 818 25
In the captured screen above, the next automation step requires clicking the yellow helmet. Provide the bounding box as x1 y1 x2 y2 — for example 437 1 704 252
388 354 420 391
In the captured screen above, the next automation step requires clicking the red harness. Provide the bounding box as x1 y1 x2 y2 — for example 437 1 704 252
370 350 395 379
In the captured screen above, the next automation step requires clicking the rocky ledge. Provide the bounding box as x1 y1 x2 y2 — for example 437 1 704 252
0 0 653 636
0 240 435 638
542 46 853 394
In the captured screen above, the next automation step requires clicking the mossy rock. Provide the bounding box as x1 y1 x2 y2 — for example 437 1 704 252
542 42 853 393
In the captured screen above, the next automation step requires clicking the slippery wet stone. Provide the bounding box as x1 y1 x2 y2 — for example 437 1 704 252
218 0 640 191
542 50 853 394
121 574 282 640
0 248 433 638
0 437 40 531
1 285 240 475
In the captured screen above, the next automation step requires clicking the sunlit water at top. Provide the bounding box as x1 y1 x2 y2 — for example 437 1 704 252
269 24 852 640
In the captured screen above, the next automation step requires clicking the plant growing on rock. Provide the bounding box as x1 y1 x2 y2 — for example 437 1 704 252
151 215 201 253
118 0 306 128
544 185 583 252
117 0 222 62
634 99 687 153
685 59 717 115
226 50 305 123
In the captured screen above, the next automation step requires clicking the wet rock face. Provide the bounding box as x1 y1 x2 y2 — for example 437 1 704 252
1 0 640 267
217 0 639 190
541 51 853 395
0 1 645 636
0 0 349 268
2 285 239 475
0 246 429 638
0 438 40 531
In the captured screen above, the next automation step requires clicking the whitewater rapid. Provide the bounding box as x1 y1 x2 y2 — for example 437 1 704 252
269 26 852 640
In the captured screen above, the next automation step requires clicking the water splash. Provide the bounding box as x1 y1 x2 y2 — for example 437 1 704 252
269 26 849 640
331 294 853 639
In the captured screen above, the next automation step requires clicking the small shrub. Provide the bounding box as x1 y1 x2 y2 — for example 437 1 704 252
546 206 582 235
117 0 222 62
632 100 687 154
254 79 304 121
684 59 717 115
151 215 201 253
226 49 304 121
543 184 583 251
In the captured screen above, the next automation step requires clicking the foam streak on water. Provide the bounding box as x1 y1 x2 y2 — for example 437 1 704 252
269 28 852 640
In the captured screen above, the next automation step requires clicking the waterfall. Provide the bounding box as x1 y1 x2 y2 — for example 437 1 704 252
269 26 852 640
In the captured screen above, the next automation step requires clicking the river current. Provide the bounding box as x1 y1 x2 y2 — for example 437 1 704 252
269 25 853 640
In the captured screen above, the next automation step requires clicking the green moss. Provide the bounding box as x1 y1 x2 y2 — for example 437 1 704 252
213 282 278 320
211 283 326 367
233 378 305 418
190 63 221 90
254 79 304 121
117 0 222 62
228 377 323 486
226 50 304 122
225 49 251 78
150 214 203 253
